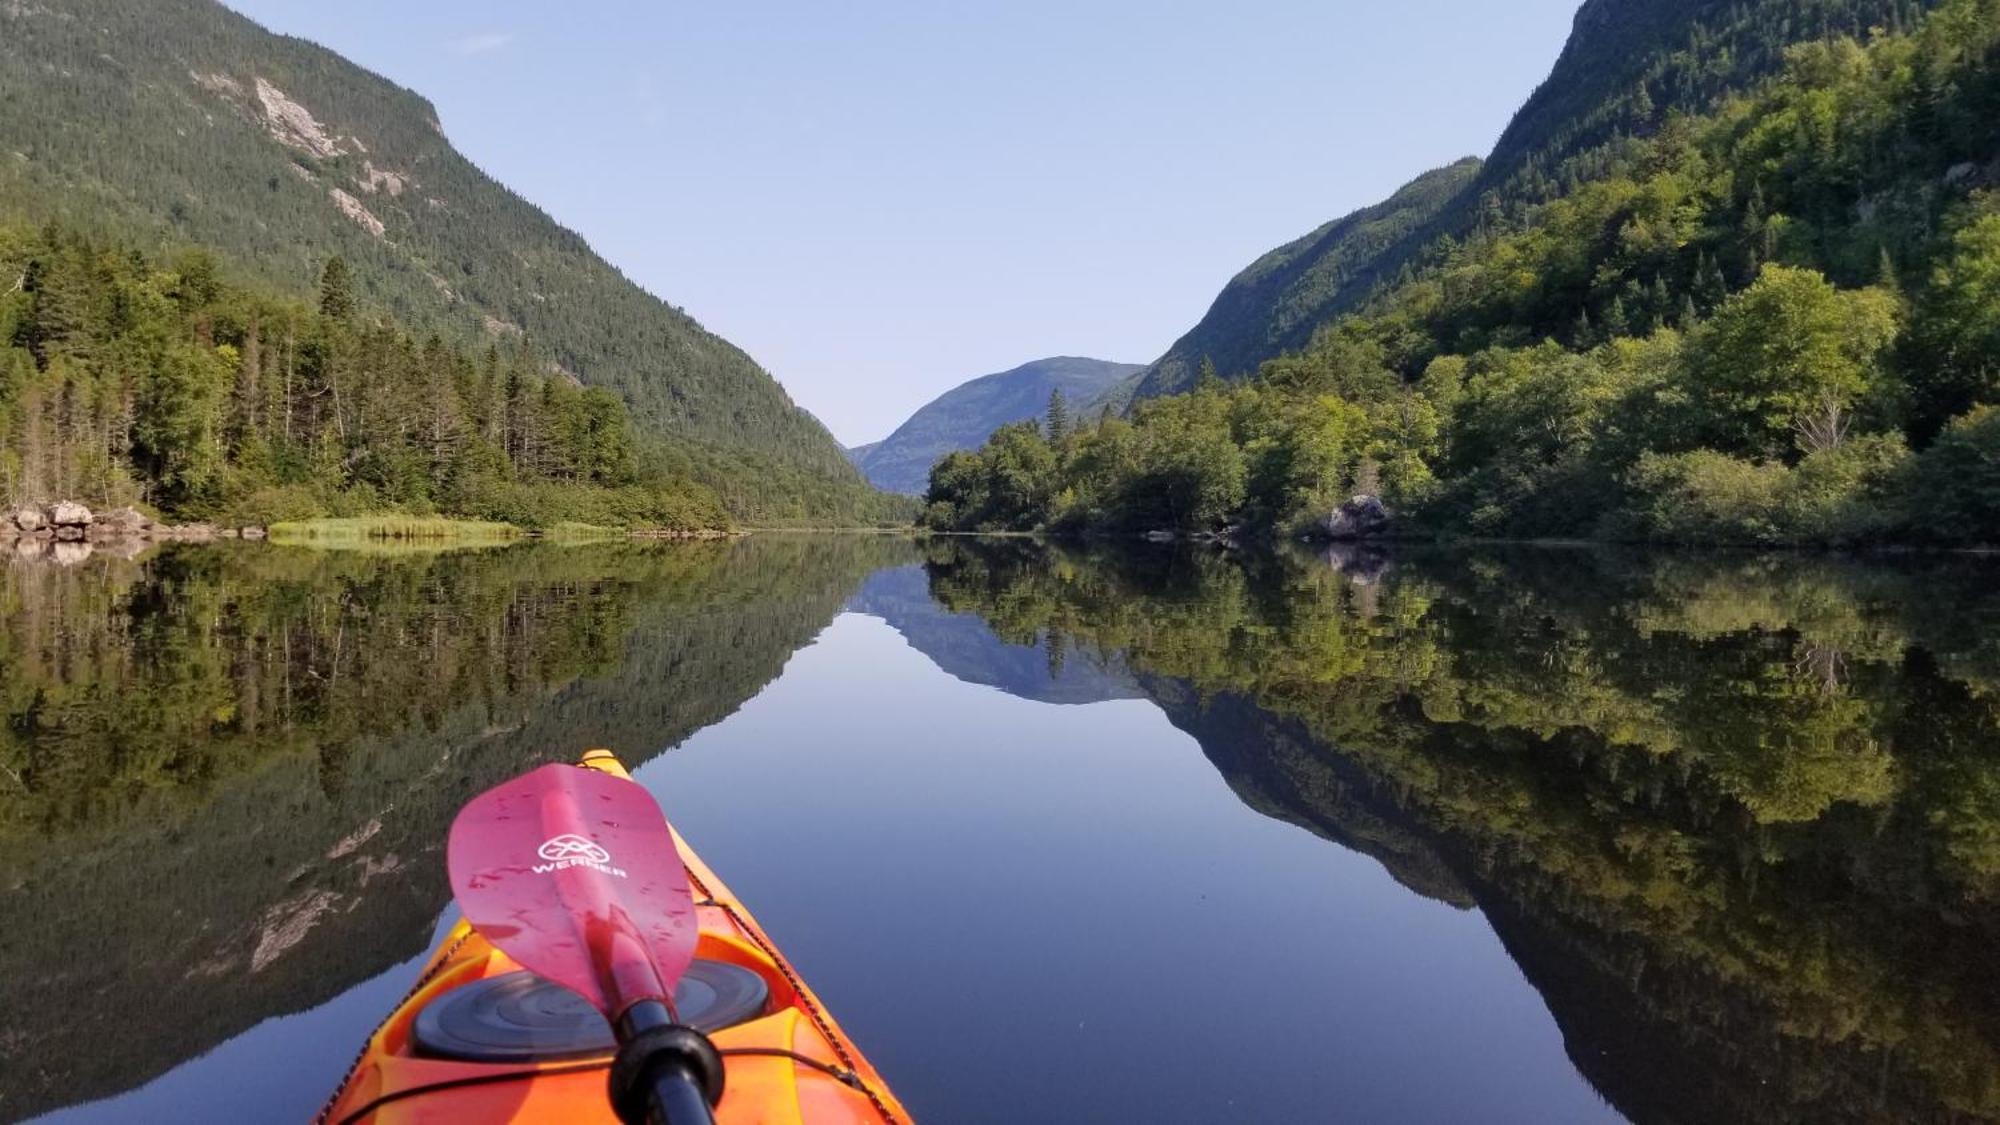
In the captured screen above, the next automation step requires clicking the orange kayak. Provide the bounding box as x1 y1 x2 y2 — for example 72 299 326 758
320 750 908 1124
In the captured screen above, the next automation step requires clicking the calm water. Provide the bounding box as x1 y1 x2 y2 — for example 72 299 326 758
3 536 1998 1124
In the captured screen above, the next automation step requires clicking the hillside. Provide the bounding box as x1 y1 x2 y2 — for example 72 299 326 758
1129 0 1947 406
926 0 2000 545
1481 0 1942 205
1132 160 1481 398
855 357 1142 495
0 0 889 522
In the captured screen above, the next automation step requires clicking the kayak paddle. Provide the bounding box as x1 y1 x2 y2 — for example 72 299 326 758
447 761 724 1125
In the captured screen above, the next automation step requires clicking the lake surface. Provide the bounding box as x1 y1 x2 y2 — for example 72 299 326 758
3 536 1997 1124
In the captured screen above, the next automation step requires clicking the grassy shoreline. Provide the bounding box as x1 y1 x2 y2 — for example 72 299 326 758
268 517 524 545
265 516 752 548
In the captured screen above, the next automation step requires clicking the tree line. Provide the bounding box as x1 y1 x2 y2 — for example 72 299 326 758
926 0 2000 545
0 223 731 529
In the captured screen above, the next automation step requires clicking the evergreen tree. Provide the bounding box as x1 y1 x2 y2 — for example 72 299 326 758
1196 358 1223 394
318 257 354 323
1046 388 1072 446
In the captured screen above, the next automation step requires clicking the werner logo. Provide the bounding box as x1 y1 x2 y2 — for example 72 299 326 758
532 833 627 878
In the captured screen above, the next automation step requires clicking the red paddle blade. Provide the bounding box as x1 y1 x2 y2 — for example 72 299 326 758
447 762 699 1016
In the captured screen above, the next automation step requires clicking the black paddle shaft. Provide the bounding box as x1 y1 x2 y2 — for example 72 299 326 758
609 1000 726 1125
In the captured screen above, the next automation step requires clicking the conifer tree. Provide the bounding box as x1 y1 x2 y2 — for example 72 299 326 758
318 257 354 322
1046 388 1071 445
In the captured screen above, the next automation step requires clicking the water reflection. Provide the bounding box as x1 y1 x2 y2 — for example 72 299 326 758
4 536 1998 1123
0 536 913 1122
919 540 2000 1124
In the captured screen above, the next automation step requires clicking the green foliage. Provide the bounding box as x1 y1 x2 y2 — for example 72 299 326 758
1911 404 2000 540
1682 265 1899 457
1904 210 2000 437
1620 449 1791 542
0 223 731 529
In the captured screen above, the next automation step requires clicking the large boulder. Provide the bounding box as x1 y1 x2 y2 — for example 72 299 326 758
46 500 93 528
10 507 45 534
1317 494 1393 540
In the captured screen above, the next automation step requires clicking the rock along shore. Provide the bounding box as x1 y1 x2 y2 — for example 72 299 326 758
2 501 266 564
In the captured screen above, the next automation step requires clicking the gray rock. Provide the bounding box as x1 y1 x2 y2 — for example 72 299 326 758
53 525 86 542
241 526 268 540
46 500 92 527
1317 494 1393 540
10 507 45 533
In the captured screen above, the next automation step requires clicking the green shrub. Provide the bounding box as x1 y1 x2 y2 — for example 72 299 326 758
1617 450 1787 543
1775 434 1912 544
1913 405 2000 543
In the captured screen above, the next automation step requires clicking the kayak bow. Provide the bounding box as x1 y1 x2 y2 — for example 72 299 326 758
320 750 908 1124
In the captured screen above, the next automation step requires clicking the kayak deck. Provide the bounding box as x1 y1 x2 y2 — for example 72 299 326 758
320 750 907 1124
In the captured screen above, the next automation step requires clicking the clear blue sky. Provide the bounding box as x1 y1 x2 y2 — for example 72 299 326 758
222 1 1583 445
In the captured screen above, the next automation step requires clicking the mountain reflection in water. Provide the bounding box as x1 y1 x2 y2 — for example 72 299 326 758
913 539 2000 1124
2 536 1996 1124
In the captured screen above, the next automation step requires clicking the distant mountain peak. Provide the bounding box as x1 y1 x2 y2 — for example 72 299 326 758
854 357 1144 495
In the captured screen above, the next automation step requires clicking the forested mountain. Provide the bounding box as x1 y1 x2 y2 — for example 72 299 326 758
1132 161 1481 397
928 0 2000 546
853 357 1141 495
0 0 891 523
1483 0 1942 206
1129 0 1947 405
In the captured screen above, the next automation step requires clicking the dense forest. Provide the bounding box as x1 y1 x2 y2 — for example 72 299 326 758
0 0 902 525
924 539 2000 1121
0 224 738 529
930 0 2000 545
